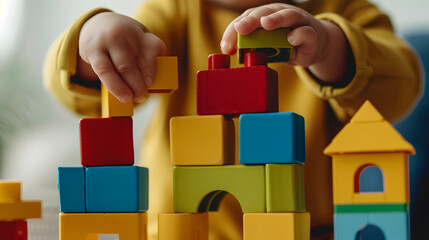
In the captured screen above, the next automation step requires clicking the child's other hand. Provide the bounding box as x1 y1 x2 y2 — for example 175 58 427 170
221 3 330 68
78 12 166 103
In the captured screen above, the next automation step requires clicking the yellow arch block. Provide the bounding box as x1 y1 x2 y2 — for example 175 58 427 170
59 213 147 240
332 153 409 205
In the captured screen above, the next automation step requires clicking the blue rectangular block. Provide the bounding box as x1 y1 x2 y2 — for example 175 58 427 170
58 167 86 213
334 211 409 240
239 112 305 164
85 166 148 212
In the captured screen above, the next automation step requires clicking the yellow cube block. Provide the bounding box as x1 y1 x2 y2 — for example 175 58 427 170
0 201 42 220
158 213 208 240
101 83 134 118
60 212 147 240
244 212 310 240
148 57 178 94
0 181 21 203
170 115 234 166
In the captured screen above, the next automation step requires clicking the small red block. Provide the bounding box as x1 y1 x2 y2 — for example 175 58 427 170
197 65 278 116
80 117 134 166
0 220 27 240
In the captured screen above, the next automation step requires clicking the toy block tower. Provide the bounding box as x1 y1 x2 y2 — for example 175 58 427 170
324 100 414 240
159 28 310 240
57 57 178 240
0 181 42 240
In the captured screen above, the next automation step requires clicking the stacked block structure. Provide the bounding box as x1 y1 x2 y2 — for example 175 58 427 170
57 57 178 240
160 28 310 240
0 181 42 240
324 101 413 240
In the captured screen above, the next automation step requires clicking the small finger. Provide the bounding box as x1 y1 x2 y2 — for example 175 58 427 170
88 52 132 103
221 8 255 54
140 32 166 56
109 45 146 103
261 8 310 30
287 26 318 67
234 6 279 35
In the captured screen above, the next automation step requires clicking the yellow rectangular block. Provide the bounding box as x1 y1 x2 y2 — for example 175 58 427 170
59 212 147 240
158 213 208 240
332 153 409 205
148 56 178 94
170 115 234 166
0 181 21 203
0 201 42 220
101 83 134 118
244 212 310 240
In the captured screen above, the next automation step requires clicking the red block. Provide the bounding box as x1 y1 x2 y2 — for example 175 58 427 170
0 220 27 240
197 53 278 116
80 117 134 166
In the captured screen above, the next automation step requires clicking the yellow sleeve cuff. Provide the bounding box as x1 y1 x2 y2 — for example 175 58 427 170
57 7 111 99
294 12 373 101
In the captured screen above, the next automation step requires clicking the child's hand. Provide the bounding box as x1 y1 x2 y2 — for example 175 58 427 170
221 3 349 83
78 12 166 103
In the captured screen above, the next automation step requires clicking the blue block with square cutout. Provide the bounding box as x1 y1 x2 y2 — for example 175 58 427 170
239 112 305 164
334 211 409 240
85 166 148 212
58 167 86 212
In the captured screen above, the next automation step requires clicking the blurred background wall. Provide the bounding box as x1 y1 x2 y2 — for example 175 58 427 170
0 0 427 239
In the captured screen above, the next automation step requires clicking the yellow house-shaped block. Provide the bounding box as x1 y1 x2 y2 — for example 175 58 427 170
324 101 414 205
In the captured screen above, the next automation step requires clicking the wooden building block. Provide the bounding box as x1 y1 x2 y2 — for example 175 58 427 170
238 28 293 63
58 167 85 213
265 164 306 212
173 165 266 213
197 53 278 115
0 220 27 240
243 212 310 240
334 211 409 240
332 153 409 205
324 101 414 155
101 83 134 118
59 212 147 240
158 213 208 240
0 201 41 221
80 117 134 166
0 181 21 203
170 115 234 166
85 166 148 212
239 112 305 165
148 57 178 94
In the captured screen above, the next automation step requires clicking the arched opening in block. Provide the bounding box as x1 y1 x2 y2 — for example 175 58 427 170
355 224 385 240
354 164 384 193
197 191 243 238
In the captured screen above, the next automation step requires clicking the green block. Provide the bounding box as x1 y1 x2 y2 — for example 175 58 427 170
173 165 266 213
238 28 293 63
334 204 409 213
266 164 306 212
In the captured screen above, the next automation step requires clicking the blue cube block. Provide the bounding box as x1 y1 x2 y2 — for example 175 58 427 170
85 166 148 212
58 167 86 213
334 211 409 240
239 112 305 164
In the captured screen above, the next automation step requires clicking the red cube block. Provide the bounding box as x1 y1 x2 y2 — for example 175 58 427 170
197 66 278 115
80 117 134 166
0 220 27 240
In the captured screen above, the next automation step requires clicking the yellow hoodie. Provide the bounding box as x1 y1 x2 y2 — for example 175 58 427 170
44 0 422 239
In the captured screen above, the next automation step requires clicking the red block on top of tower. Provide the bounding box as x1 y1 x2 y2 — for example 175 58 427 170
197 52 278 116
